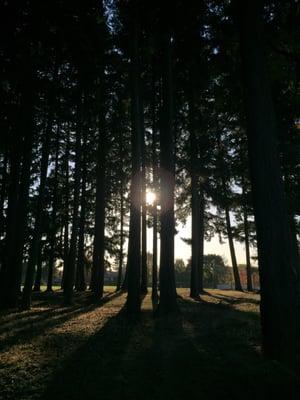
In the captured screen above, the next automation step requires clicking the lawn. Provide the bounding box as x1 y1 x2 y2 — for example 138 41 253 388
0 289 299 400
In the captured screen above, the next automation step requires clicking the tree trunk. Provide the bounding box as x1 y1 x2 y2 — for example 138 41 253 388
0 71 35 309
0 151 8 242
0 137 22 308
46 126 60 292
244 209 253 291
126 10 142 317
116 125 124 292
198 189 205 292
64 96 82 305
90 95 106 299
61 130 70 290
141 135 148 295
116 185 124 291
33 243 43 292
75 131 87 292
151 70 159 304
225 204 243 291
242 182 253 291
158 31 178 315
189 87 203 298
21 114 53 309
217 131 242 292
237 0 300 360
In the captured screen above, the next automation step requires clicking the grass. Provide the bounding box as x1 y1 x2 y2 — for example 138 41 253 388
0 288 299 400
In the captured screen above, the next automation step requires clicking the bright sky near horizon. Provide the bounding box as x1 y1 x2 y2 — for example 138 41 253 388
146 215 256 267
144 190 255 267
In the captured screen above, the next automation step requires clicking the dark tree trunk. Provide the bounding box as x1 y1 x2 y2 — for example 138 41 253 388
121 256 128 291
0 72 35 309
46 127 60 292
244 209 253 291
0 151 8 241
158 31 178 315
75 131 87 292
90 98 106 299
21 115 53 309
116 185 124 291
217 132 242 292
242 182 253 291
64 97 82 305
225 205 243 291
0 135 22 308
198 190 205 292
237 0 300 360
141 137 148 295
61 130 70 290
151 71 159 304
126 10 142 317
33 244 43 292
189 87 203 298
116 126 125 292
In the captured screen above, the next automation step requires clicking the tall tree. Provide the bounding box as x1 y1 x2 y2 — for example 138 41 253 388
21 110 54 309
75 129 87 292
90 85 106 298
189 82 204 298
46 125 60 292
0 65 35 309
126 4 142 317
158 26 178 315
63 94 82 305
237 0 300 360
151 66 159 304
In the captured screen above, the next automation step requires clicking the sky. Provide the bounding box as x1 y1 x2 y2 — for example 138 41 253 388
146 215 256 267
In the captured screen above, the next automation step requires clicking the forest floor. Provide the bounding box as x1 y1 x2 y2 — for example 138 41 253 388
0 288 300 400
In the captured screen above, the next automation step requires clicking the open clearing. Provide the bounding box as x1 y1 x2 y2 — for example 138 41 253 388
0 289 299 400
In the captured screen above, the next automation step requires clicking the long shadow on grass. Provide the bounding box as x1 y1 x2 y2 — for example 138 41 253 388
41 306 136 400
38 295 300 400
206 291 261 306
0 290 124 351
175 297 300 399
125 297 300 400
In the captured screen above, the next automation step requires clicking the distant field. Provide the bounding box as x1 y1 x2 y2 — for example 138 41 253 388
1 289 299 400
37 285 116 292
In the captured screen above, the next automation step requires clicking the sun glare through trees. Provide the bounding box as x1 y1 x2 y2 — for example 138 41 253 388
0 0 300 399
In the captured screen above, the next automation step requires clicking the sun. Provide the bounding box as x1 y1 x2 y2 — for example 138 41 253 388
146 190 156 206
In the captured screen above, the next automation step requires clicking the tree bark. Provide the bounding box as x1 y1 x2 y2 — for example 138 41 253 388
0 136 22 308
0 70 35 309
90 93 106 299
46 126 60 292
158 31 178 315
116 184 124 291
33 243 43 292
189 86 203 297
63 96 82 305
242 181 253 291
116 124 125 292
237 0 300 360
61 129 70 290
217 132 242 291
151 69 159 304
126 9 142 317
0 151 8 242
224 204 243 291
75 130 87 292
141 132 148 295
21 113 53 309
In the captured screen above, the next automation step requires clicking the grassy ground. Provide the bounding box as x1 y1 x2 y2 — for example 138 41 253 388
0 288 299 400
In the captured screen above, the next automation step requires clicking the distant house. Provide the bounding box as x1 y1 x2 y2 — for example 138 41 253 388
238 266 260 290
